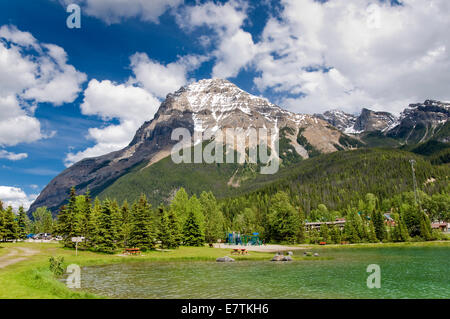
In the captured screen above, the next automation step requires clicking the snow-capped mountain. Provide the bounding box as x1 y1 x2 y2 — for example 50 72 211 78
387 100 449 144
30 79 352 213
315 110 358 133
317 108 398 134
318 99 449 144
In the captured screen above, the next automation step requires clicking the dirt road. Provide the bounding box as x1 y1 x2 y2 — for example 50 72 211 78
0 247 39 269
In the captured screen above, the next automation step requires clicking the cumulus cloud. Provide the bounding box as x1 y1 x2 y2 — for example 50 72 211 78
0 150 28 161
251 0 450 114
59 0 183 24
129 53 206 98
0 186 38 211
65 52 206 166
64 79 160 166
176 0 257 78
0 25 86 149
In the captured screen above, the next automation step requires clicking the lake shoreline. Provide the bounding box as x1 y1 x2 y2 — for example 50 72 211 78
0 241 448 298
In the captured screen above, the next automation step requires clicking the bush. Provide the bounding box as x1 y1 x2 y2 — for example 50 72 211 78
49 256 65 276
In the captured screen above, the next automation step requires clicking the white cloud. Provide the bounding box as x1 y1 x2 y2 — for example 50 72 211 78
60 0 183 24
65 51 206 166
251 0 450 114
0 25 86 150
0 150 28 161
176 0 257 79
129 53 205 98
64 79 160 166
0 186 38 211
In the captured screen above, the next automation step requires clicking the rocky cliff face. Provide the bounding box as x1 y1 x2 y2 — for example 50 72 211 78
315 110 357 133
387 100 449 144
354 108 398 132
316 108 398 134
29 79 350 214
318 100 449 144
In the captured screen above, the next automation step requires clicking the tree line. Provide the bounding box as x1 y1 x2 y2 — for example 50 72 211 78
1 186 447 250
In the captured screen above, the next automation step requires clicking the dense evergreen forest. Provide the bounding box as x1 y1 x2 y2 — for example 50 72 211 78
1 148 448 252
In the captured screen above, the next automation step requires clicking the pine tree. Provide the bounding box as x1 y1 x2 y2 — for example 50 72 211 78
120 201 132 248
79 190 92 248
158 208 178 249
87 198 101 250
129 195 156 251
371 210 386 242
0 202 6 241
167 207 182 247
267 191 301 243
95 199 118 253
199 191 224 244
59 187 83 248
170 187 189 223
183 209 205 246
344 209 360 243
4 206 18 241
368 220 378 243
419 211 432 241
391 213 409 242
17 207 28 239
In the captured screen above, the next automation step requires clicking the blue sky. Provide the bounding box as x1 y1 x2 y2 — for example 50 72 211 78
0 0 449 209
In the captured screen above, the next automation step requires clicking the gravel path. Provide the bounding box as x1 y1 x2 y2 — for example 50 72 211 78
0 247 39 269
213 243 305 252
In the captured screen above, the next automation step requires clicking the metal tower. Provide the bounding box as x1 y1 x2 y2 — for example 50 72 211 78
409 159 419 205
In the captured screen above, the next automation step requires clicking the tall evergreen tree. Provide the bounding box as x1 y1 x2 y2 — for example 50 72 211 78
95 199 118 253
267 191 302 243
129 195 156 251
87 198 102 249
158 208 179 249
17 207 28 239
4 206 18 241
391 213 409 242
371 210 386 242
199 191 224 244
120 200 132 248
183 209 205 246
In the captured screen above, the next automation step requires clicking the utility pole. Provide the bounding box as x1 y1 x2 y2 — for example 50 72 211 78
409 159 419 206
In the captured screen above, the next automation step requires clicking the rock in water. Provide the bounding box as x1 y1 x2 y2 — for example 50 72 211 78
216 256 235 262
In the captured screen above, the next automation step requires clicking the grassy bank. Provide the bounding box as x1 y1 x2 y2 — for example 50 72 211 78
0 241 448 299
0 242 278 299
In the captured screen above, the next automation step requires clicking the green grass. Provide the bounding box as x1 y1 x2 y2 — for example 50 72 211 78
0 240 448 298
0 243 275 299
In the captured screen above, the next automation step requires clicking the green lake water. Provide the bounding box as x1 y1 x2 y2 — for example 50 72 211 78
79 246 450 298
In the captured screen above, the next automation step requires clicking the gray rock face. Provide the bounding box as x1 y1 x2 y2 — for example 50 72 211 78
216 256 235 262
29 79 353 215
318 100 449 144
387 100 450 143
315 109 357 132
354 108 398 132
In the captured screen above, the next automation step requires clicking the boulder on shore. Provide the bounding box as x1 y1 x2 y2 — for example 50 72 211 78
271 254 284 261
216 256 235 262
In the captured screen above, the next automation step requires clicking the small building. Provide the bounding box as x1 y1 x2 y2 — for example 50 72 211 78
431 222 448 232
305 219 346 231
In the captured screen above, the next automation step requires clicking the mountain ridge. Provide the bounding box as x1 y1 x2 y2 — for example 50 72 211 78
29 79 351 214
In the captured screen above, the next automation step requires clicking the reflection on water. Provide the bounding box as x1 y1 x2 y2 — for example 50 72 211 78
80 247 450 299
